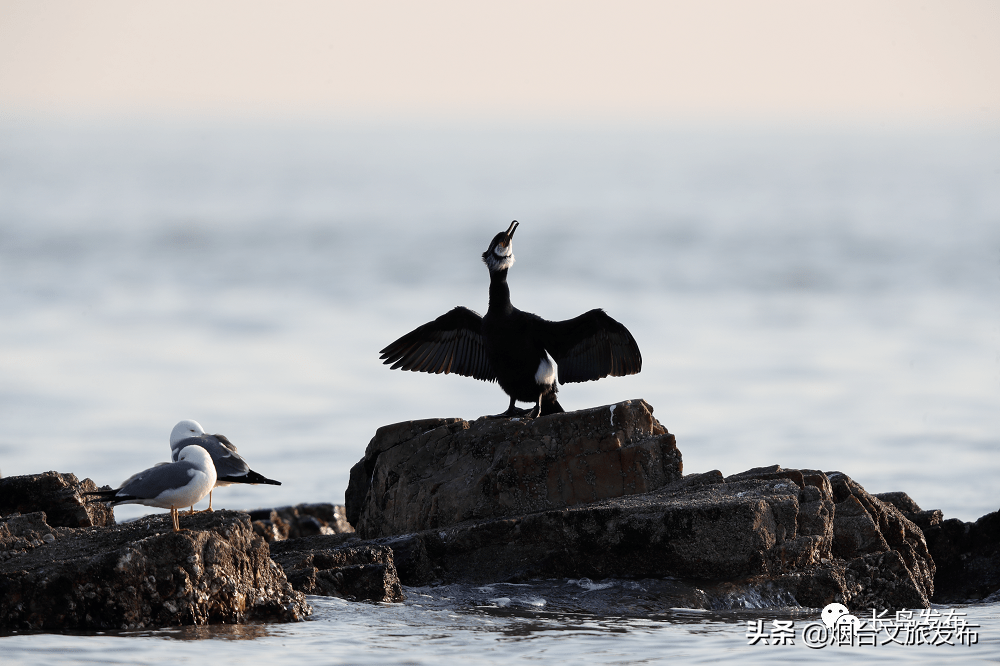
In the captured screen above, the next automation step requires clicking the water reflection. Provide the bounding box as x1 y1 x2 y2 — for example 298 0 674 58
0 622 273 641
407 578 814 623
122 622 274 641
1 589 996 666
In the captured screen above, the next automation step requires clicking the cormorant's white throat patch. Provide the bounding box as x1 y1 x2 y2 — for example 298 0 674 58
535 355 556 386
484 248 515 271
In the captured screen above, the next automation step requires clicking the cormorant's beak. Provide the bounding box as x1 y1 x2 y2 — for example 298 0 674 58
506 220 519 240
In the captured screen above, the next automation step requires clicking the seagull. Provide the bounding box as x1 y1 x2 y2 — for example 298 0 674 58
169 420 281 512
380 221 642 418
84 445 217 531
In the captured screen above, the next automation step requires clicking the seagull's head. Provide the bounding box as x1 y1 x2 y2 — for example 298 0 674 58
482 220 518 272
170 419 206 447
178 444 215 475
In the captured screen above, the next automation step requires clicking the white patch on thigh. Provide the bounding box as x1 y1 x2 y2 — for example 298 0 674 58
535 355 556 386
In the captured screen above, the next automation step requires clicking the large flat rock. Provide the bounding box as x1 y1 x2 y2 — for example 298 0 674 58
348 399 681 539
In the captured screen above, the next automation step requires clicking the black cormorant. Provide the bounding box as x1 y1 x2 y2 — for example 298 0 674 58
380 221 642 418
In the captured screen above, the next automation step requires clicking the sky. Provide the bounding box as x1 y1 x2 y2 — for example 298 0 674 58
0 0 998 125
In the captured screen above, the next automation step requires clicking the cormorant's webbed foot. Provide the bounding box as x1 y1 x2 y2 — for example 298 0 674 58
487 406 532 419
486 397 532 419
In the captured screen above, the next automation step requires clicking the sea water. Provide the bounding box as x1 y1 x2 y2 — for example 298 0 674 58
0 121 998 664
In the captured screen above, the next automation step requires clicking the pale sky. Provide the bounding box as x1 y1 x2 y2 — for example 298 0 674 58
0 0 997 124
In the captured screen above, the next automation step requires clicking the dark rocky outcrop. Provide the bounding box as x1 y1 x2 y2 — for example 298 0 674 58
270 534 405 602
248 503 354 542
0 509 309 631
348 399 682 539
924 511 1000 603
246 504 405 604
5 399 990 629
877 491 1000 603
346 401 942 610
0 472 114 528
885 503 999 604
358 464 934 609
874 491 944 531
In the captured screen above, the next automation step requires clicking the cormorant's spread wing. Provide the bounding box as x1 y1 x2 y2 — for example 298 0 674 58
536 309 642 384
380 306 496 382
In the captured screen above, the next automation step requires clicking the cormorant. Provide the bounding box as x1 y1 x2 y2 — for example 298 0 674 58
380 221 641 417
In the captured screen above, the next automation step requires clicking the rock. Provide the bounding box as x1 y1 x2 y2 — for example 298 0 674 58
248 503 354 542
365 465 934 609
0 510 310 631
0 472 114 528
874 491 922 514
346 404 935 608
875 491 1000 601
348 399 682 539
6 401 958 624
270 534 405 602
874 491 943 531
0 512 60 558
345 418 462 529
778 471 934 609
922 508 1000 603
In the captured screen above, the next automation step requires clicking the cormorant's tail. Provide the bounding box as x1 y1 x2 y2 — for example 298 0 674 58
540 392 564 416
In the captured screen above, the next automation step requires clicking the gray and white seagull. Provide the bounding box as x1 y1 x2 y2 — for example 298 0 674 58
168 419 281 512
84 445 217 531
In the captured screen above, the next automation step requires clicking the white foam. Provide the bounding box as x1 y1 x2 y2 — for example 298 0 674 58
569 577 615 592
513 597 547 607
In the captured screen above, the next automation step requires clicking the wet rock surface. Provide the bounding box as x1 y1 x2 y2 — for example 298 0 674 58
0 472 114 528
348 399 682 539
248 503 354 542
0 509 309 631
270 534 405 602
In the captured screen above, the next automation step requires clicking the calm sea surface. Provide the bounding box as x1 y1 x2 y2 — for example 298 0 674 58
0 121 998 664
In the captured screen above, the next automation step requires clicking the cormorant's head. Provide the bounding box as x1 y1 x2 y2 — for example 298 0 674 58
482 220 518 272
